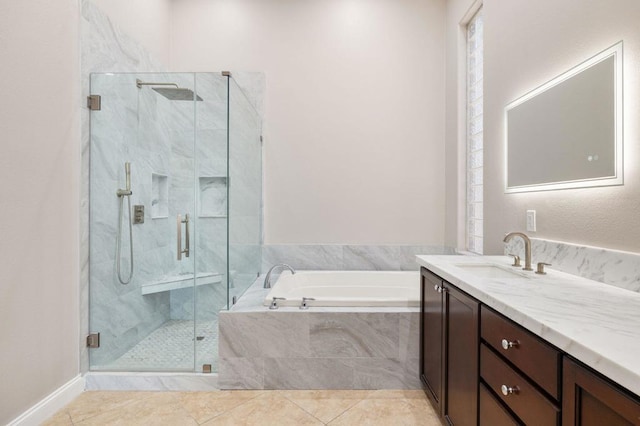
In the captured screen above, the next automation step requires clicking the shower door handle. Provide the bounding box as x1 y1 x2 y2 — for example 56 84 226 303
177 213 190 260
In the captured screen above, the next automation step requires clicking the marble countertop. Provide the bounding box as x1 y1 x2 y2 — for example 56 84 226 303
416 255 640 398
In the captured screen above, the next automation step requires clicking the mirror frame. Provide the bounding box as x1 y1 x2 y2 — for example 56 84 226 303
504 41 623 193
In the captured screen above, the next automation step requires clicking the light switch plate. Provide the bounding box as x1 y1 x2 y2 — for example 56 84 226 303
526 210 536 232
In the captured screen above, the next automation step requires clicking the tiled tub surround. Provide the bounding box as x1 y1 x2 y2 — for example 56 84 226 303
504 237 640 292
218 278 420 390
262 244 456 272
416 255 640 398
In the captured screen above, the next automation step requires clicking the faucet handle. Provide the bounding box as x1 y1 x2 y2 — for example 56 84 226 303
535 262 552 275
507 254 521 267
269 297 286 310
300 297 316 310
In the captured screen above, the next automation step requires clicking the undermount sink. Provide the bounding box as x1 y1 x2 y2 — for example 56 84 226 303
453 263 529 279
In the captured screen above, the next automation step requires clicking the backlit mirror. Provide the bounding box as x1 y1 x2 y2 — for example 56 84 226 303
505 42 623 193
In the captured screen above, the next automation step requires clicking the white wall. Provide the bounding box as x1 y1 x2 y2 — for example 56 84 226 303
0 0 80 423
481 0 640 254
89 0 172 66
170 0 447 244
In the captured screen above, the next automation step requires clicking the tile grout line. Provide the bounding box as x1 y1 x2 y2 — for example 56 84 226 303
280 391 377 425
187 391 267 425
66 392 156 424
325 397 372 425
279 394 332 425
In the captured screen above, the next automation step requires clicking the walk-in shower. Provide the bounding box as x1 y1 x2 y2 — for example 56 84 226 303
88 72 262 373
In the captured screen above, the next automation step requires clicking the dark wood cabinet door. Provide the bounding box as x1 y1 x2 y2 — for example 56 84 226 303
444 284 479 426
563 357 640 426
479 382 522 426
420 267 444 415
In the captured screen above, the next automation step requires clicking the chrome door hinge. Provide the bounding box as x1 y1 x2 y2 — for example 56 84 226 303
87 95 101 110
260 135 263 144
86 333 100 348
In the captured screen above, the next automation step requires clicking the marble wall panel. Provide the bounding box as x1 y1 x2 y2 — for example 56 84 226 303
218 358 264 389
262 245 345 271
308 313 399 358
505 238 640 293
264 358 355 390
262 244 456 273
352 358 421 389
343 245 457 270
219 312 310 358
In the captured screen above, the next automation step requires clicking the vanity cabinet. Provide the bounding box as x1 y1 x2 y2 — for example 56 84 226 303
420 267 479 426
420 265 640 426
480 306 561 425
563 357 640 426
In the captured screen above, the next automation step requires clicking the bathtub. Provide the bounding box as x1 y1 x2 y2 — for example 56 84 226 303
263 270 420 307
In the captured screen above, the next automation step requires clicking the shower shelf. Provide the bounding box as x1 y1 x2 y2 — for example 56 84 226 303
141 272 222 295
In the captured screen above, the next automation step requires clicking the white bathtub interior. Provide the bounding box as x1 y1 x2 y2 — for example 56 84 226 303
264 270 421 307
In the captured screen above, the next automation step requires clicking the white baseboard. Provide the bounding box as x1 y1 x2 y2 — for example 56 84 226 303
8 375 85 426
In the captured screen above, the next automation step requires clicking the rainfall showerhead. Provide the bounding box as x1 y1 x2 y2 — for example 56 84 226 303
152 87 203 101
136 79 203 101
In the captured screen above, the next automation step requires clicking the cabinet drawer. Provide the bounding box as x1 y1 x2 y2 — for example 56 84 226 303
481 306 561 399
480 382 522 426
481 344 560 426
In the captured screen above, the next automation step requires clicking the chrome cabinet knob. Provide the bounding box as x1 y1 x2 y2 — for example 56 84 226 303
501 384 519 396
434 285 446 294
501 339 519 350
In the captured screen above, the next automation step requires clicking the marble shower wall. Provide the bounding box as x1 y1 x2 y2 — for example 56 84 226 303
81 0 169 372
504 238 640 293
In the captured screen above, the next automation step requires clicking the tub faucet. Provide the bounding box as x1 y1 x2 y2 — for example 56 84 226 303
264 263 296 288
503 232 533 271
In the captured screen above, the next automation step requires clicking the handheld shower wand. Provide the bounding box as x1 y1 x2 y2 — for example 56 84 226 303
116 162 134 284
117 162 132 197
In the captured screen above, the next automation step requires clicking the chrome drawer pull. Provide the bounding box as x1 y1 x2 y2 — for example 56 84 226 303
501 384 519 396
501 338 519 350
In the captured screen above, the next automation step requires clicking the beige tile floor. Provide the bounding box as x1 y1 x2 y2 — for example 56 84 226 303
44 389 442 425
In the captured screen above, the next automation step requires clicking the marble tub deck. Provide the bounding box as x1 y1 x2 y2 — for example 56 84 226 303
44 389 437 425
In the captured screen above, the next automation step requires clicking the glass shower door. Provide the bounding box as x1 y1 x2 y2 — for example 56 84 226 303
89 72 200 371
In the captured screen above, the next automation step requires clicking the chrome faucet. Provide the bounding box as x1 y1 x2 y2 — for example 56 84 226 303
503 232 533 271
263 263 296 288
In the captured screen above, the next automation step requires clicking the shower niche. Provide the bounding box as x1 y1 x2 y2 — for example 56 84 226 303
88 72 262 373
199 176 227 217
151 173 168 218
